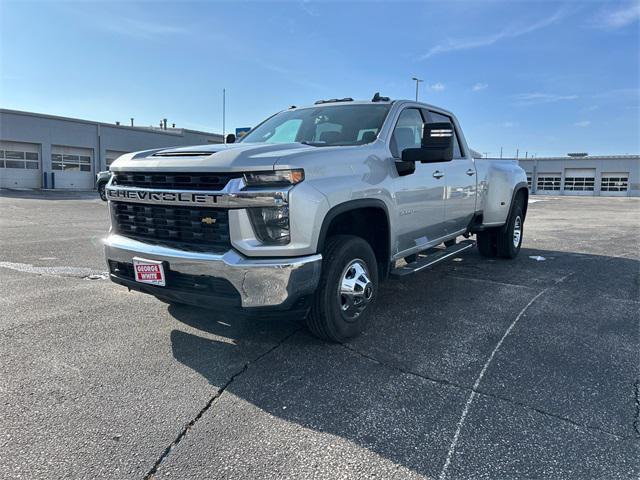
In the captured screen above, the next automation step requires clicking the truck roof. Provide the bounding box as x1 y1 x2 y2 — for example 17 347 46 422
291 99 454 117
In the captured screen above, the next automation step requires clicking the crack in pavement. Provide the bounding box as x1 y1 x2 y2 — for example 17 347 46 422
143 326 303 479
0 261 108 279
438 274 575 480
341 342 629 441
634 379 640 437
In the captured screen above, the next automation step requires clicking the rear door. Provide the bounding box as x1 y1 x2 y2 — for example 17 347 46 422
390 107 447 255
427 110 476 234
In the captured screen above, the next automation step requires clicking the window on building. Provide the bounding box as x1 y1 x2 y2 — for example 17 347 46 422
51 146 93 172
601 174 629 192
536 174 561 191
105 150 128 170
526 173 532 190
0 143 40 169
564 177 595 191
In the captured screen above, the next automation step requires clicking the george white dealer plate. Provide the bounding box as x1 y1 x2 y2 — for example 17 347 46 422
132 257 166 286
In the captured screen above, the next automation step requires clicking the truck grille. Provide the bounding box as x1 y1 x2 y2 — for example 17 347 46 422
112 172 241 191
112 202 230 252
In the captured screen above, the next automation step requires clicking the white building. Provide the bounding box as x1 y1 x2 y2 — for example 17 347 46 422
517 154 639 197
0 109 222 190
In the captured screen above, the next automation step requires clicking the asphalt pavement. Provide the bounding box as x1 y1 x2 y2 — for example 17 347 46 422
1 189 638 479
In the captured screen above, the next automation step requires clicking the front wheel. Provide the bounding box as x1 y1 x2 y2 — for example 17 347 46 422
98 182 107 201
306 235 378 342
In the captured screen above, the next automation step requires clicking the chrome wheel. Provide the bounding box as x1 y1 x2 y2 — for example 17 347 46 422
513 215 522 248
338 259 373 321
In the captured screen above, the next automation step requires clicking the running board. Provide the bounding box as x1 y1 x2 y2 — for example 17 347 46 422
390 240 475 278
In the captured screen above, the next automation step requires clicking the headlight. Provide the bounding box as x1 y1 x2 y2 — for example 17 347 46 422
248 206 290 245
243 169 304 187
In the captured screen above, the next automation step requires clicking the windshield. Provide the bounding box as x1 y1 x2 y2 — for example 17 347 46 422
240 104 391 146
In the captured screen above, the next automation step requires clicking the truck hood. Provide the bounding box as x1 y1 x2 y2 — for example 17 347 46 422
109 142 319 172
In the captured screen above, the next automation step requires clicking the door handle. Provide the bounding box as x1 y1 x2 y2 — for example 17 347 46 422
466 169 475 176
432 171 444 179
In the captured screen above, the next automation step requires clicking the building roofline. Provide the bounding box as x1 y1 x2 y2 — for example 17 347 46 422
0 108 222 139
516 155 640 160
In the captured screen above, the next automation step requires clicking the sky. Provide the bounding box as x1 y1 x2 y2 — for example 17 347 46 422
1 0 639 157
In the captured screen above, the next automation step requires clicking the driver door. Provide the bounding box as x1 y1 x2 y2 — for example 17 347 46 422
390 107 447 256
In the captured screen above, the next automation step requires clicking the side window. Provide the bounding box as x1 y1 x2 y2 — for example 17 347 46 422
428 110 464 158
391 108 424 158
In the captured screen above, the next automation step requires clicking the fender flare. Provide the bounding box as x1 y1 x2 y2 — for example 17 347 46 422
316 198 391 254
510 181 529 219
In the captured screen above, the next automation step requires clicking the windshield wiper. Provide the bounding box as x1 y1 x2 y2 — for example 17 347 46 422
300 141 325 147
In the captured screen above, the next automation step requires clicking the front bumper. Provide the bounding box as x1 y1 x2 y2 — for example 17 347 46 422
104 234 322 310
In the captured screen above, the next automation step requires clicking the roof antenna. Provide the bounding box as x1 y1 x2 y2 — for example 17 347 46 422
372 92 389 102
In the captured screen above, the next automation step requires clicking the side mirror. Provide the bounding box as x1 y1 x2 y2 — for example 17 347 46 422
401 122 454 163
225 133 236 144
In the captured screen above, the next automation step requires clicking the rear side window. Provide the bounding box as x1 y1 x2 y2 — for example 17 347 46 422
427 110 464 158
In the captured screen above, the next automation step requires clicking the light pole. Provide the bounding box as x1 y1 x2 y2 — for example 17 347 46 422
412 77 423 101
222 88 226 143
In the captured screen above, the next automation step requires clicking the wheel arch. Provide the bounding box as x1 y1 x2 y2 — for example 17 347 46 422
511 182 529 219
317 199 392 278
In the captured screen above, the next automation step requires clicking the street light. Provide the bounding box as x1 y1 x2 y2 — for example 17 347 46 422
412 77 424 101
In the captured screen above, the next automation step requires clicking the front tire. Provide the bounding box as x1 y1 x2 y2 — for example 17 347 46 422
306 235 378 342
98 182 107 201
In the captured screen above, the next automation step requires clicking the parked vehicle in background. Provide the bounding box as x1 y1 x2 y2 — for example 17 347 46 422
104 94 528 341
96 170 111 201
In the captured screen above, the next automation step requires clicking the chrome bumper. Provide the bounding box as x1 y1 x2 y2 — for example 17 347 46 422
104 234 322 308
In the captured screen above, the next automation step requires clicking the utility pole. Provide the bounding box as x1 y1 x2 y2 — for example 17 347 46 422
222 88 226 143
516 148 519 160
412 77 424 101
500 146 503 159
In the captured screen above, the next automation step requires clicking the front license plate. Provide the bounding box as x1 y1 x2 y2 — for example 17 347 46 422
133 257 166 286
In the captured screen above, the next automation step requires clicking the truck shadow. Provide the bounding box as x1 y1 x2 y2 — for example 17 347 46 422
166 247 639 477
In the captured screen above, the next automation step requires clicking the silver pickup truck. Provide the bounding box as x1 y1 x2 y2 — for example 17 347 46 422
105 95 528 341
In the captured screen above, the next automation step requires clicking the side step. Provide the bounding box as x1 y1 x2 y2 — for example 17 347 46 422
390 240 475 278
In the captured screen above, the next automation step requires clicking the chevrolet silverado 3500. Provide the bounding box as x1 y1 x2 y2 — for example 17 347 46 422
105 95 528 341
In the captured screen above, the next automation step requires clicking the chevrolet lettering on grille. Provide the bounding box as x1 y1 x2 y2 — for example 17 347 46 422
107 188 219 206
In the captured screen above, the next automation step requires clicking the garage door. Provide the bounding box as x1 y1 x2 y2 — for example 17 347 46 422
600 172 629 197
535 173 561 195
564 168 596 196
0 141 41 189
51 145 94 189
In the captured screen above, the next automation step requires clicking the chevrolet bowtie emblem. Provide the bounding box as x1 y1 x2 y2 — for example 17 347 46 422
201 217 217 225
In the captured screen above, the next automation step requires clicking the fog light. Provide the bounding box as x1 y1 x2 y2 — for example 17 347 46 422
248 206 290 244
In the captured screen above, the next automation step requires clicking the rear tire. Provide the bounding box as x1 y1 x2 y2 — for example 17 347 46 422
496 201 524 259
477 230 498 257
306 235 378 342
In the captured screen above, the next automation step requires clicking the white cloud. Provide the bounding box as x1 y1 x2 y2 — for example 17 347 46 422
574 120 591 127
429 83 445 92
420 9 568 60
100 17 187 39
513 92 578 106
299 0 320 17
472 83 488 92
596 2 640 29
502 121 516 128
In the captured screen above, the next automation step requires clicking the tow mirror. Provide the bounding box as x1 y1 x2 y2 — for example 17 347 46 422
225 133 236 144
401 122 454 163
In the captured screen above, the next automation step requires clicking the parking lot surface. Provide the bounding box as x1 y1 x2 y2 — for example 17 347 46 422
1 190 638 479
